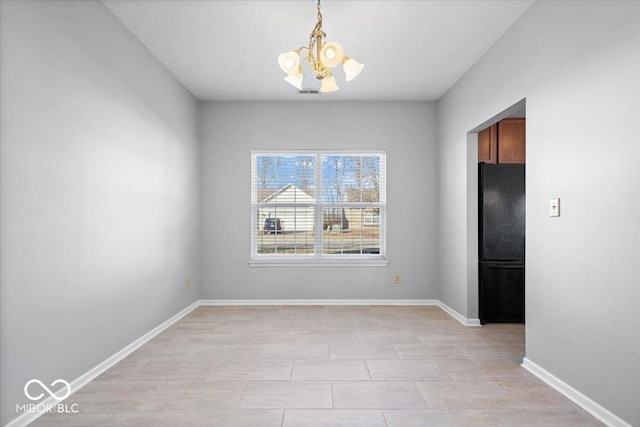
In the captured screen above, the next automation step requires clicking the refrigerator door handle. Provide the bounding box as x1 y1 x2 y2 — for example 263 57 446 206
486 264 524 269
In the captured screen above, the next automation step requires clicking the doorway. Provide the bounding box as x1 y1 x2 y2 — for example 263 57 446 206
465 99 526 324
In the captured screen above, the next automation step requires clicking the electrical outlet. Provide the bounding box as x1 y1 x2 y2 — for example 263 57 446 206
185 279 190 290
394 274 401 285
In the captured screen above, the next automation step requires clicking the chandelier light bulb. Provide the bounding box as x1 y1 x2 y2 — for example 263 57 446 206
343 58 364 82
284 74 303 90
278 51 300 75
319 74 339 93
319 42 344 68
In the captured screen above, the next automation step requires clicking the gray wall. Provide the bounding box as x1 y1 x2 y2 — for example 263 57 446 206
0 1 200 424
437 1 640 424
200 102 438 300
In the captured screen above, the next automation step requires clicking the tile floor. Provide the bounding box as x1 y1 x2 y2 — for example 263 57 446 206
33 305 603 426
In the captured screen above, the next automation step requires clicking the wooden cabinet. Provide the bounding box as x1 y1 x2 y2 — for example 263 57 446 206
478 118 525 164
497 119 525 163
478 124 497 163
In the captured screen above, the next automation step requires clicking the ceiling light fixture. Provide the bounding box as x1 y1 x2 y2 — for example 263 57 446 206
278 0 363 93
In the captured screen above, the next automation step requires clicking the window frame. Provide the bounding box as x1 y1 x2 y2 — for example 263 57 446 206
250 150 387 267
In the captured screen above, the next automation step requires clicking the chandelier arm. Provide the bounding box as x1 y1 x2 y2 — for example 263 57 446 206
300 55 313 66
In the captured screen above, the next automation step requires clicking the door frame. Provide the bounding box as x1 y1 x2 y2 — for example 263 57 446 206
466 98 526 321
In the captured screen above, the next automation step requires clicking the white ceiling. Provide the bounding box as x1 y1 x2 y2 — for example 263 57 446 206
103 0 534 101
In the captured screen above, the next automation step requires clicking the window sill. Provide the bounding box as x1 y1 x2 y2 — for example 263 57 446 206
249 256 388 267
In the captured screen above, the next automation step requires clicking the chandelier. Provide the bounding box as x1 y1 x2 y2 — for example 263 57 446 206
277 0 364 92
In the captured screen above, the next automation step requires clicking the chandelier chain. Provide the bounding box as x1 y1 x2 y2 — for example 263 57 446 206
307 0 324 68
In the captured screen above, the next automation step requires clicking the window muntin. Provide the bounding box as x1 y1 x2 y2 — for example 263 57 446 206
251 151 386 264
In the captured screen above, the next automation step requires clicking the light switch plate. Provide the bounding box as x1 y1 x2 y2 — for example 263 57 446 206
550 198 560 217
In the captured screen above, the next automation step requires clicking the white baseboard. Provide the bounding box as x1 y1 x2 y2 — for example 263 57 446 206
68 300 199 389
522 357 632 427
436 300 482 326
198 299 439 306
5 301 199 427
198 299 483 326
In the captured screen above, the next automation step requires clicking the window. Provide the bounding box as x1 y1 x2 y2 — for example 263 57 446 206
251 151 386 265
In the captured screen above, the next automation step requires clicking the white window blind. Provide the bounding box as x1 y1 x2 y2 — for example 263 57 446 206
251 151 386 265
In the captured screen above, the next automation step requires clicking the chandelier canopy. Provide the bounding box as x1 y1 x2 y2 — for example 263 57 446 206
278 0 364 93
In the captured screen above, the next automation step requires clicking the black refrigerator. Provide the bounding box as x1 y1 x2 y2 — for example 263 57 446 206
479 163 525 324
